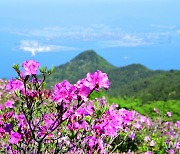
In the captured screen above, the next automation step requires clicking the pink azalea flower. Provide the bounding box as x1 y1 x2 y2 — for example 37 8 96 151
168 149 174 154
6 79 24 91
9 132 21 144
22 60 40 75
84 70 109 91
176 142 180 149
103 123 117 136
75 103 94 116
129 132 135 140
75 79 91 100
145 152 152 154
4 100 14 109
0 127 5 136
154 108 159 114
150 140 155 147
44 119 54 128
97 138 105 152
134 122 142 130
62 107 73 120
73 120 87 130
53 80 77 104
0 104 3 110
88 136 96 148
176 121 180 130
144 136 150 142
167 112 172 117
3 111 14 119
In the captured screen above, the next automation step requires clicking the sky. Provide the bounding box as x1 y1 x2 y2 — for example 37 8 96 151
0 0 180 78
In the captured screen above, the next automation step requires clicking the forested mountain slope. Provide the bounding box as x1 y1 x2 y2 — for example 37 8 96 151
44 50 180 101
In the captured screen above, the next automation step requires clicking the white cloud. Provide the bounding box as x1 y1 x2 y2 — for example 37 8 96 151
18 40 78 56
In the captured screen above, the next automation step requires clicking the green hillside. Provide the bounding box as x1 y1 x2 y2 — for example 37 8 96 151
44 50 180 101
108 66 180 101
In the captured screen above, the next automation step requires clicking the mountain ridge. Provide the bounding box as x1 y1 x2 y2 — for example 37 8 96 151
45 50 180 101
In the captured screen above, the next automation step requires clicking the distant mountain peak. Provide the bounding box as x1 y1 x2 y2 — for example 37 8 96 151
124 64 149 70
69 50 116 72
72 50 100 61
78 49 97 56
46 50 116 84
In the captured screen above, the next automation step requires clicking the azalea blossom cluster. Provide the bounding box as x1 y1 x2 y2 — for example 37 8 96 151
0 60 180 154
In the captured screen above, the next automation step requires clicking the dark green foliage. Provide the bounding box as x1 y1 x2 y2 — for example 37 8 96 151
107 65 180 102
111 132 141 153
89 90 107 100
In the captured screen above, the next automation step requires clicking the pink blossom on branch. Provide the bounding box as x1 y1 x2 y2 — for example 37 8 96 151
9 132 21 144
6 79 24 91
75 79 91 101
53 80 77 104
4 100 14 109
22 60 40 75
84 70 110 91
